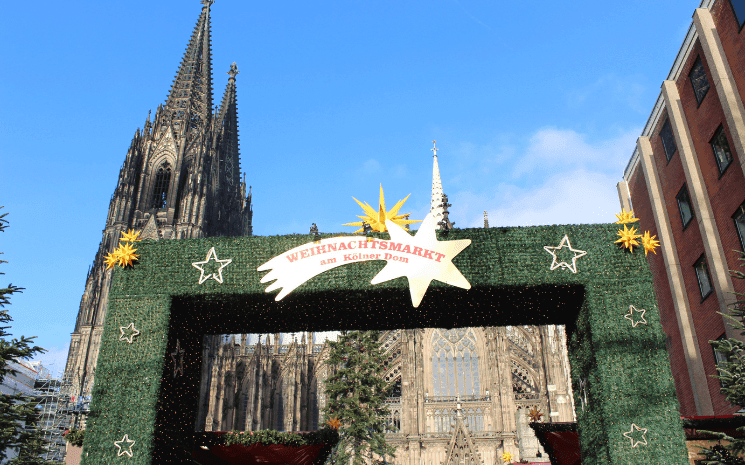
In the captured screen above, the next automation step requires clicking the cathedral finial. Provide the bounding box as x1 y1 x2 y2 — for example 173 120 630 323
201 0 214 8
484 211 489 228
228 62 239 80
431 140 438 157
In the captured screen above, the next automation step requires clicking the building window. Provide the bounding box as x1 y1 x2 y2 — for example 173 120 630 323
151 163 171 209
689 57 710 105
431 329 480 397
731 0 745 29
676 184 694 229
713 334 729 388
710 125 734 175
734 202 745 251
694 255 713 300
660 118 678 162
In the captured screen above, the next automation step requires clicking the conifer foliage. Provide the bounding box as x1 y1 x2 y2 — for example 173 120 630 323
700 251 745 464
0 209 53 464
323 330 395 465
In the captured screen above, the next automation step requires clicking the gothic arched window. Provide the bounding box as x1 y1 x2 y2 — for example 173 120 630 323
431 329 480 397
151 163 171 209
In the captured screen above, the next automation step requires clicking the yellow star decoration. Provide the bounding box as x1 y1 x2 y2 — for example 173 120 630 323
326 417 342 430
501 451 514 463
641 231 660 256
615 208 639 224
120 229 142 243
116 243 139 267
615 224 642 252
104 251 119 270
343 184 421 233
527 406 544 422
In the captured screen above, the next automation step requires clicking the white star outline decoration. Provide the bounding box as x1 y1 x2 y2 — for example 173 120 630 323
192 247 232 284
372 212 472 307
114 434 136 457
624 305 647 328
171 339 185 378
623 423 648 448
544 235 587 273
119 323 140 344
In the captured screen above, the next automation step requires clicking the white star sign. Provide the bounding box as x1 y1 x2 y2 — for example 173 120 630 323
624 305 647 328
119 322 140 344
544 235 587 274
114 434 136 457
192 247 232 284
371 213 471 307
258 212 471 308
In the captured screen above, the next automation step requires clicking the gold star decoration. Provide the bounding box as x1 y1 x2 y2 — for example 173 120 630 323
104 251 119 269
120 229 142 243
527 406 544 422
615 224 642 252
615 208 639 224
343 184 421 233
326 416 342 430
501 451 514 464
641 231 660 256
116 243 139 267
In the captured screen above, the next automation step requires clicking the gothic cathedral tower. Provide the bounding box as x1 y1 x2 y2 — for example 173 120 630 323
64 0 252 402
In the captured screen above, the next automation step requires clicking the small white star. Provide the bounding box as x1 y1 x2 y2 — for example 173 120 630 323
623 423 648 448
171 339 185 378
544 235 587 273
624 305 647 328
119 323 140 344
192 247 232 284
114 434 135 457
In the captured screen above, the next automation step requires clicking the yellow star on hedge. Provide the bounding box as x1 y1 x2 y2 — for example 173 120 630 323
104 252 119 270
343 184 421 233
641 231 660 256
615 208 639 224
326 416 342 430
116 243 139 267
615 224 642 252
120 229 141 243
501 451 514 463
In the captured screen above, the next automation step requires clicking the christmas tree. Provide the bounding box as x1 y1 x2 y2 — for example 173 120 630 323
323 330 395 465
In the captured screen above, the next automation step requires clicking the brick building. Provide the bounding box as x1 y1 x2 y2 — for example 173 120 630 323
620 0 745 416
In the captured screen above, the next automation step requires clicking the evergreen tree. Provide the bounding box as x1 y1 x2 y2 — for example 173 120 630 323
0 208 53 464
700 251 745 464
323 330 395 465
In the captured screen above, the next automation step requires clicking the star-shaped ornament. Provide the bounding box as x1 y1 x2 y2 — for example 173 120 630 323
623 423 648 448
371 212 471 307
119 323 140 344
171 339 185 378
192 247 232 284
114 434 136 457
577 377 588 412
624 305 647 328
527 406 543 422
544 235 587 273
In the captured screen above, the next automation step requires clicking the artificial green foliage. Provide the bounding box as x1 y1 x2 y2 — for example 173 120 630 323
82 223 690 464
222 428 339 447
323 330 394 465
63 429 85 447
697 251 745 464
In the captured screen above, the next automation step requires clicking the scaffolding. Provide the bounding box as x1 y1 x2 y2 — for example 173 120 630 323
32 376 67 462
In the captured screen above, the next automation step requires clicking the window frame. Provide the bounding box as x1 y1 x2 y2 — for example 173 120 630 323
712 333 729 388
710 125 734 176
150 163 172 210
694 254 713 301
733 202 745 251
731 0 745 31
660 117 678 162
688 56 710 106
676 184 695 230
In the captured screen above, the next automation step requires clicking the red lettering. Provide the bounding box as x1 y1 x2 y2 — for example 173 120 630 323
422 249 434 260
387 242 402 252
286 252 300 263
379 241 388 250
338 242 348 251
327 243 337 252
401 245 411 254
314 245 327 255
300 250 310 259
358 240 369 249
434 252 446 262
348 241 357 249
412 246 423 257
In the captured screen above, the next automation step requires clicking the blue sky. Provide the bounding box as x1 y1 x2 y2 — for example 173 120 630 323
0 0 695 375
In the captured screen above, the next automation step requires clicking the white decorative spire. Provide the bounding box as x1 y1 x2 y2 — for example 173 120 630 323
430 140 445 228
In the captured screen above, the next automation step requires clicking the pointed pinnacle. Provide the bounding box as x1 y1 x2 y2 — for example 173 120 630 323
228 62 239 80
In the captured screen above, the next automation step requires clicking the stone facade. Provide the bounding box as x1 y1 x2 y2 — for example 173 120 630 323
63 1 252 406
198 326 574 464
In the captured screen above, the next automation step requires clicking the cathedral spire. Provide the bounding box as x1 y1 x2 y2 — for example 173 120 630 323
215 62 241 188
430 140 446 228
164 0 214 136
